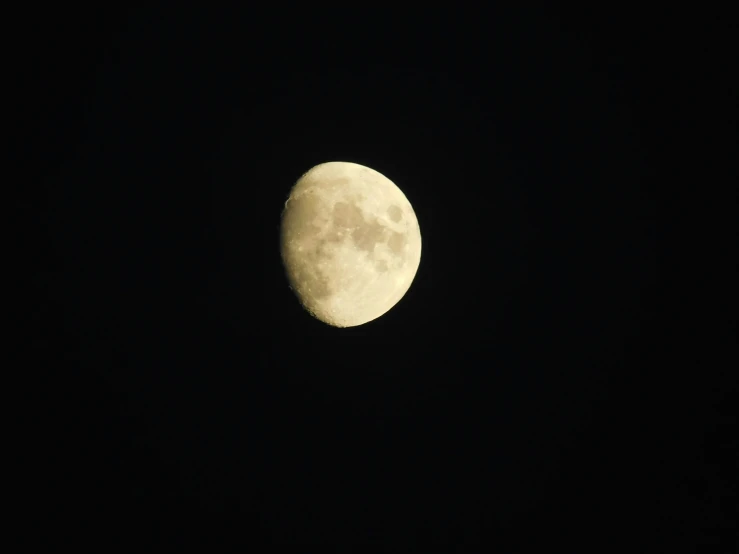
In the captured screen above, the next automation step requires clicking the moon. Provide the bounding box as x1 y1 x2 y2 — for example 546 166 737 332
280 161 422 327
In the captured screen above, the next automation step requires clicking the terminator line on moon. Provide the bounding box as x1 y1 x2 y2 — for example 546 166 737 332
280 161 422 327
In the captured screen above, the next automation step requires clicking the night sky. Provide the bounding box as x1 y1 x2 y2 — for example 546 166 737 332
22 7 733 551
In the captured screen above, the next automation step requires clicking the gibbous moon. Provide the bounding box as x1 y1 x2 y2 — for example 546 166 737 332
280 161 422 327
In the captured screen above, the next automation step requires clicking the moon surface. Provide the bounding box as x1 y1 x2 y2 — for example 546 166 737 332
280 161 422 327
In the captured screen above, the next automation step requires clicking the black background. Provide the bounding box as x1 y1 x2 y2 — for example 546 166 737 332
20 6 734 551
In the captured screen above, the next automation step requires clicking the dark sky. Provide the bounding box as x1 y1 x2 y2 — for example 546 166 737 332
21 7 732 551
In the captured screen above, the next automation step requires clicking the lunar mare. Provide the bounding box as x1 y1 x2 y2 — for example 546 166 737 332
280 161 422 327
